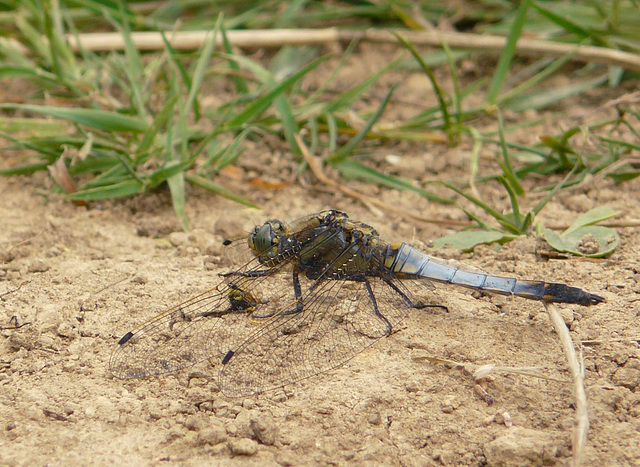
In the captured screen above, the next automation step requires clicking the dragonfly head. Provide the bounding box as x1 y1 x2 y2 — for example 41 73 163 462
248 219 286 261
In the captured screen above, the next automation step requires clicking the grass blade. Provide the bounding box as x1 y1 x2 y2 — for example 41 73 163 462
0 104 149 133
485 0 533 104
334 159 453 204
393 32 452 137
184 20 220 123
65 180 143 200
497 109 524 196
442 181 518 233
225 55 329 129
105 3 148 119
220 24 249 95
186 174 259 209
504 75 608 112
329 83 398 164
532 2 606 46
135 93 179 160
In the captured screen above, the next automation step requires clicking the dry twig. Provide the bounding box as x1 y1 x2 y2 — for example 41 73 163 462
413 354 566 382
545 302 589 467
5 28 635 70
56 28 640 71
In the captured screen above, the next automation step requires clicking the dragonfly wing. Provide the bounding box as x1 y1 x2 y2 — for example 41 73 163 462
221 235 255 268
381 273 439 309
110 286 232 379
218 273 416 397
109 265 295 380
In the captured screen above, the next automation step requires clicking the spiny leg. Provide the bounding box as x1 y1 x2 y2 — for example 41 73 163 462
364 277 393 335
280 267 306 316
219 265 301 319
383 277 448 313
220 269 273 279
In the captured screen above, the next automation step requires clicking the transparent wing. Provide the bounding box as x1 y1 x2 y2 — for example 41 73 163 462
220 235 254 268
110 285 236 379
218 256 430 397
110 245 300 380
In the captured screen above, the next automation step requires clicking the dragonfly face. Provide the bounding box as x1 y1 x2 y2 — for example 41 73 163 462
248 219 286 262
110 209 604 397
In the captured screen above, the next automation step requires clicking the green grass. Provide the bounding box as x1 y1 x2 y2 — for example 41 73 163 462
0 0 637 256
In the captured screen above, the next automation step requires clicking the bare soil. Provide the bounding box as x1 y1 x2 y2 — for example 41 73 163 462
1 46 639 466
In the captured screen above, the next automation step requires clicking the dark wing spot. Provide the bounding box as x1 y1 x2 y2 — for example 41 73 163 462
222 350 235 365
117 331 134 345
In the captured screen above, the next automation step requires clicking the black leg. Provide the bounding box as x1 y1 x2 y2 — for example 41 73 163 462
364 277 393 335
383 277 448 313
280 268 306 316
220 269 273 278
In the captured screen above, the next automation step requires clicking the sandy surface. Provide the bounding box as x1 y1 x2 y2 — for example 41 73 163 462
1 48 640 465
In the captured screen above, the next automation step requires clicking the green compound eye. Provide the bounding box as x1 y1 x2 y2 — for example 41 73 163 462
250 223 275 255
248 220 286 263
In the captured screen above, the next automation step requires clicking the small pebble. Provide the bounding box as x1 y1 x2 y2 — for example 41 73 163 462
197 425 228 446
484 427 559 465
131 275 147 285
27 259 50 273
276 451 298 466
228 438 258 456
184 414 204 431
251 415 278 445
440 395 460 413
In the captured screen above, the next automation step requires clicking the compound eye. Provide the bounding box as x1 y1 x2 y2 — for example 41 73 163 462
248 223 274 256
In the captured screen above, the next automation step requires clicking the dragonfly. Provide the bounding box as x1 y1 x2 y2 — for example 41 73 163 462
110 209 604 397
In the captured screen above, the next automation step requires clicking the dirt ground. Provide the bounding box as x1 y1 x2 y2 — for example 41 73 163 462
1 47 640 466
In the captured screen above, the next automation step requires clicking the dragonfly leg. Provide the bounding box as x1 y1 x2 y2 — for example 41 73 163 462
219 269 273 278
196 309 231 318
363 277 393 335
280 267 305 316
383 278 448 313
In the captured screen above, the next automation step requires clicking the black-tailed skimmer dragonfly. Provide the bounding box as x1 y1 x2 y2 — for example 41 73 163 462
110 209 604 397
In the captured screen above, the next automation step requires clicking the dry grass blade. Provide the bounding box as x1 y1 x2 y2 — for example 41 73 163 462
545 219 640 230
7 230 45 254
530 157 640 198
413 354 566 382
0 281 27 300
582 336 640 346
544 302 589 467
47 156 77 194
55 28 640 71
572 157 640 191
